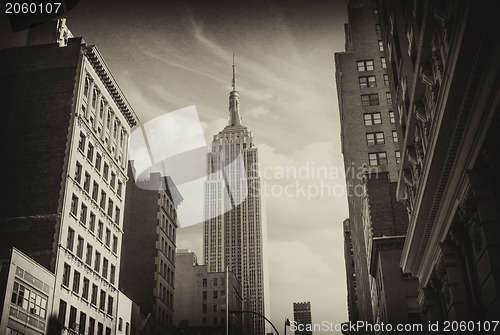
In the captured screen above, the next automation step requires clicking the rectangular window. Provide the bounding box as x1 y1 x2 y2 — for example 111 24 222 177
202 303 207 313
89 212 96 232
357 59 374 71
91 284 98 305
58 299 67 326
378 40 384 51
89 318 96 335
92 182 99 201
94 251 101 272
359 75 377 88
213 290 218 299
107 296 114 316
369 152 388 166
386 92 393 104
98 221 104 240
67 227 75 251
103 163 109 181
63 263 71 287
214 278 218 286
110 265 116 285
392 130 399 143
203 278 207 287
87 143 94 162
395 150 401 164
107 199 113 217
86 244 93 266
78 133 86 152
72 270 80 294
82 277 90 300
100 191 106 209
375 23 381 34
110 172 116 190
69 306 77 330
383 74 389 86
80 204 87 224
99 290 106 311
76 236 84 259
71 194 79 217
381 57 387 68
115 207 120 224
389 111 396 123
79 312 87 335
112 235 118 254
75 162 82 183
105 228 111 247
361 93 379 107
373 8 379 22
95 153 102 172
202 291 207 300
117 181 123 197
98 323 104 335
102 258 108 279
118 318 123 331
366 132 385 145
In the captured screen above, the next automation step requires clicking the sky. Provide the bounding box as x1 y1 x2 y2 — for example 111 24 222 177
1 0 351 332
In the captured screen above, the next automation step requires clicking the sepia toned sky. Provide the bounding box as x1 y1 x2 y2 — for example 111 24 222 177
1 0 350 331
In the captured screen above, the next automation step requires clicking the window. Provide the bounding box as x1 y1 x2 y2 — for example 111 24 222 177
98 221 104 240
11 282 47 318
102 258 108 279
214 317 218 325
67 227 75 251
91 284 98 305
361 93 379 106
125 323 129 335
75 162 82 183
94 251 101 272
92 182 99 201
395 150 401 164
69 306 77 330
369 152 388 166
57 300 67 327
378 40 384 51
71 194 78 217
98 323 104 335
203 278 207 287
202 291 207 300
214 278 218 286
82 278 90 300
213 290 218 299
63 263 71 287
89 212 96 232
110 265 116 285
76 236 84 258
386 92 393 104
84 78 90 96
89 318 96 335
78 133 86 152
366 132 385 145
95 153 102 172
389 111 395 123
375 23 381 34
92 90 97 108
105 228 111 247
110 172 116 190
87 143 94 161
79 312 86 335
115 206 121 225
202 303 207 313
107 296 113 316
100 191 106 209
112 235 118 254
83 172 91 193
202 317 207 324
221 289 225 296
373 8 379 22
117 181 123 197
213 304 217 312
381 57 387 68
86 244 93 266
103 163 109 181
99 290 106 311
80 204 87 224
392 130 398 143
383 74 389 86
357 59 374 71
72 270 80 294
107 200 113 217
359 75 377 88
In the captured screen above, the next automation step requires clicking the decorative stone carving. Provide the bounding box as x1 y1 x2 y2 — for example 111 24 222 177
458 187 482 252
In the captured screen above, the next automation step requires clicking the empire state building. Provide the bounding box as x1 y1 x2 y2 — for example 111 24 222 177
203 61 265 334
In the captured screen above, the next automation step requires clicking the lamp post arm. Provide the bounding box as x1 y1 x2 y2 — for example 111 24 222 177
229 310 279 335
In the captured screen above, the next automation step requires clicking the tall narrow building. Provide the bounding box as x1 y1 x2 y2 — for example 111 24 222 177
293 302 313 335
203 61 265 334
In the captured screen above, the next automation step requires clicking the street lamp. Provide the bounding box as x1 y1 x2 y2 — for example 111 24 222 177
284 318 290 335
229 310 280 335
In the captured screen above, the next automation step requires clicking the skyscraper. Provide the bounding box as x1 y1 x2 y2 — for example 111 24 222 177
293 302 313 335
203 61 265 334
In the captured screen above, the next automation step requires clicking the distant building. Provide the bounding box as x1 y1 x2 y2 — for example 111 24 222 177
379 0 500 322
342 219 357 322
293 302 312 335
174 250 244 335
203 61 265 334
335 0 401 324
120 165 182 335
0 18 138 335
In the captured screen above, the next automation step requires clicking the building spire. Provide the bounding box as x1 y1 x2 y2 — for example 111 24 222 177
228 54 242 127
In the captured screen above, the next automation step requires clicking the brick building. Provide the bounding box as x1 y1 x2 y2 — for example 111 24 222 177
378 0 500 323
174 250 243 335
334 0 401 324
0 19 138 334
120 166 182 335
